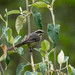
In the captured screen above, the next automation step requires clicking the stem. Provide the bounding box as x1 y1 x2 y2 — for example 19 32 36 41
28 45 35 72
54 48 56 75
0 63 5 75
26 0 31 34
50 7 55 25
32 0 35 3
46 51 49 75
48 0 56 74
30 52 35 72
0 33 4 40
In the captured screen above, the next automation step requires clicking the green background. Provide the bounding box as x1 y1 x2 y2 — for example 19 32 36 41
0 0 75 75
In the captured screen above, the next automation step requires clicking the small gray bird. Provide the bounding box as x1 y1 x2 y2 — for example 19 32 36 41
7 30 44 51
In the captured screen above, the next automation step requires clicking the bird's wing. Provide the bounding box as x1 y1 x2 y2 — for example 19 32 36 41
22 33 40 44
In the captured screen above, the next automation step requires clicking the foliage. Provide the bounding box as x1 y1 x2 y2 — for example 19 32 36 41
0 0 75 75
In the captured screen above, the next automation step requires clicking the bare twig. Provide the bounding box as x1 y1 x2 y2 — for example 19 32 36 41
28 45 35 72
26 0 31 34
0 33 4 40
50 7 55 26
46 51 50 75
32 0 35 4
0 63 5 75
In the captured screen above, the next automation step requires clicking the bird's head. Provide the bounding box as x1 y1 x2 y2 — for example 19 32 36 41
34 30 44 36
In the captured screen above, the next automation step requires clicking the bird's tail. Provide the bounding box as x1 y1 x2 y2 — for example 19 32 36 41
7 41 27 51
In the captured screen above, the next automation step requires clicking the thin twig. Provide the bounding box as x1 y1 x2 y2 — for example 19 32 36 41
32 0 35 4
51 0 55 7
46 51 50 75
28 45 35 72
50 7 55 26
0 33 4 40
26 0 31 34
0 63 5 75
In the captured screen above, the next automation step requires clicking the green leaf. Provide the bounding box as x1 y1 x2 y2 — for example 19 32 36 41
17 47 24 55
63 56 69 63
24 71 32 75
68 65 72 75
33 72 37 75
35 0 50 4
16 62 30 75
40 51 45 57
39 62 46 75
48 49 54 62
0 54 5 62
6 52 10 65
8 51 17 55
15 15 26 34
37 72 42 75
70 65 75 75
68 65 75 75
24 71 37 75
34 48 40 52
2 26 8 34
4 10 20 17
3 27 14 44
44 0 50 4
32 11 42 29
35 0 44 1
6 28 14 44
0 14 5 22
14 35 21 43
23 10 27 14
41 40 50 51
47 24 60 48
31 1 47 8
35 63 39 70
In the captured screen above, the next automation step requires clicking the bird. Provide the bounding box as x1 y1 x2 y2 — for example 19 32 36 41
7 30 44 51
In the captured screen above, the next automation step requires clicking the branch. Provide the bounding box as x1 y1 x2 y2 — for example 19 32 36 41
0 63 5 75
26 0 31 34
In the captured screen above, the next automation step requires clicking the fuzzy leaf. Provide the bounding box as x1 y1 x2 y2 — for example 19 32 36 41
31 1 47 8
47 24 60 48
16 62 30 75
4 10 20 17
17 47 24 55
24 71 32 75
63 56 69 63
68 65 72 75
39 62 46 75
33 11 42 29
15 15 26 34
6 28 14 44
41 40 50 51
6 52 10 65
58 50 64 65
24 71 37 75
0 54 5 62
14 35 21 43
0 14 5 22
48 49 54 62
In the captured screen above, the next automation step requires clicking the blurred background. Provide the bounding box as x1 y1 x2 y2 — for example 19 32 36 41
0 0 75 75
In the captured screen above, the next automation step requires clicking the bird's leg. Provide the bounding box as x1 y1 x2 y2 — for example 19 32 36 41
28 44 33 52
